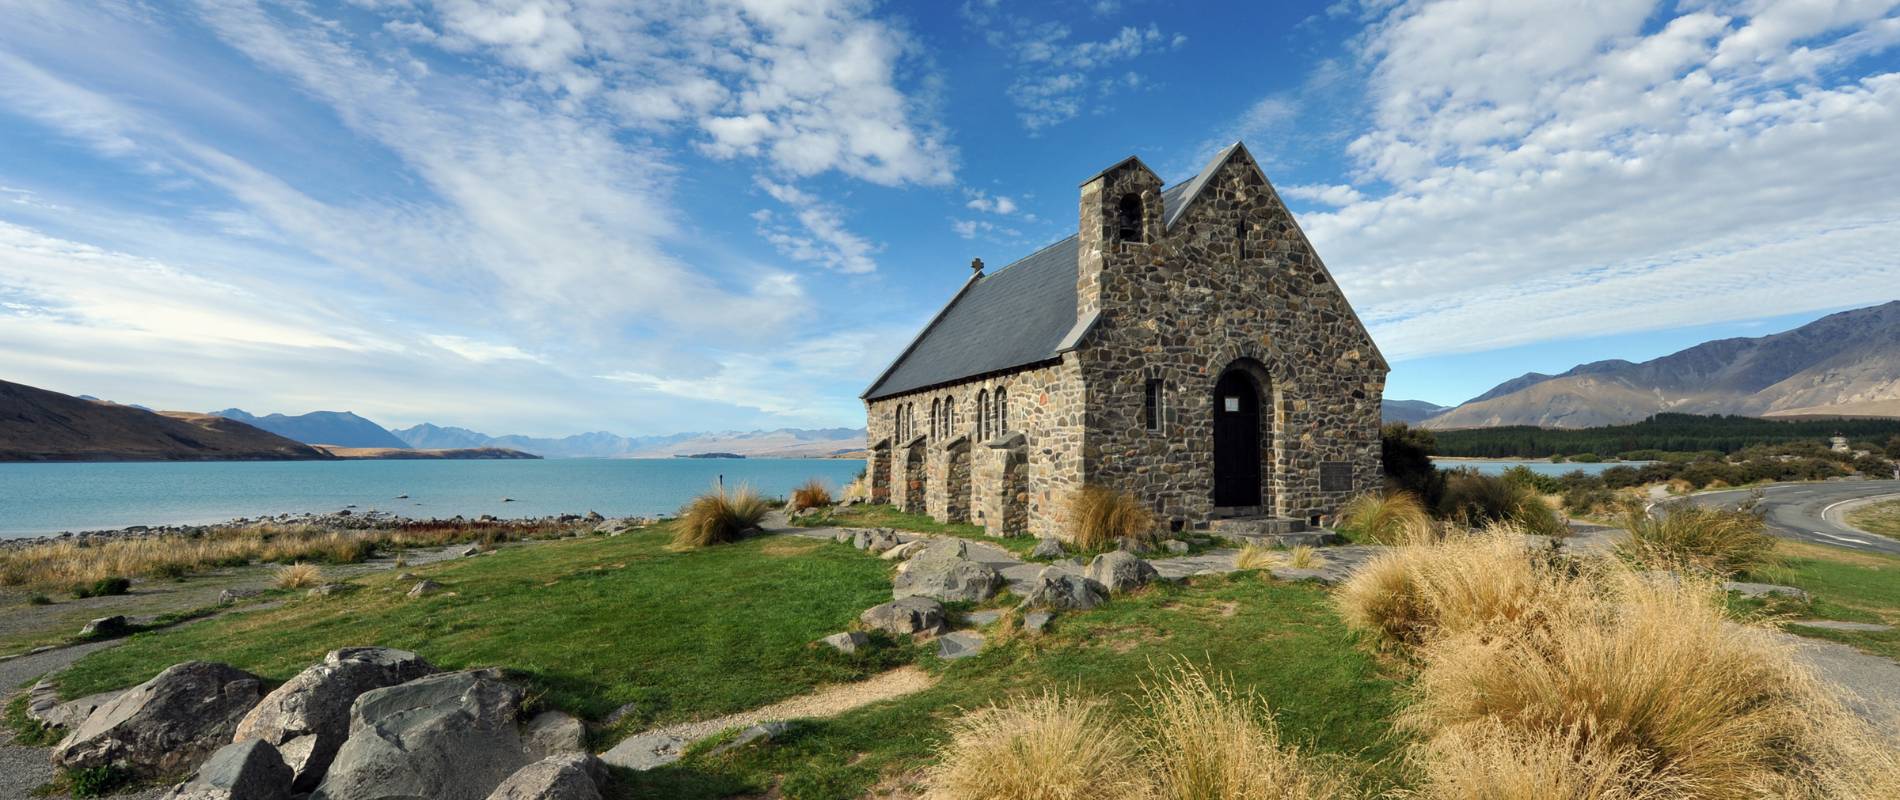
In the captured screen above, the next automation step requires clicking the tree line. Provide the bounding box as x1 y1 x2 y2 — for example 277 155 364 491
1429 413 1900 458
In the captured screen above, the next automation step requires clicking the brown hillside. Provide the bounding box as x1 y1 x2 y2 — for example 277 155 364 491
0 379 329 461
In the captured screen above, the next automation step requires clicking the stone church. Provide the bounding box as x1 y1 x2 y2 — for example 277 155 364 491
861 142 1386 541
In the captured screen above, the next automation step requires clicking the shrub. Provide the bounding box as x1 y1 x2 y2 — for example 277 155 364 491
1138 662 1354 800
64 765 133 798
1437 470 1565 536
1618 504 1775 576
273 562 322 590
1337 491 1436 545
791 478 834 511
72 576 131 599
1069 485 1155 551
1336 525 1581 649
1382 423 1445 505
673 484 770 550
1404 568 1897 799
925 691 1148 800
27 593 52 606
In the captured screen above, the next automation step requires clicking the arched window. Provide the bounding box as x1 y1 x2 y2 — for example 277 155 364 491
944 395 955 437
976 390 989 440
930 398 940 440
1116 193 1144 243
996 387 1009 434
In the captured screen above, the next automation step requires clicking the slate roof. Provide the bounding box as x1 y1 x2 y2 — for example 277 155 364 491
862 151 1222 401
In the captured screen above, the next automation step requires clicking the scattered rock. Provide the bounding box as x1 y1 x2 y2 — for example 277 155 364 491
396 572 420 581
462 545 484 557
312 669 529 800
965 610 1002 627
1030 537 1067 559
859 597 948 637
1724 581 1810 601
521 711 587 759
1086 551 1158 594
219 588 263 606
54 661 266 780
1054 557 1085 570
306 583 355 599
600 702 641 728
1161 539 1190 554
162 739 292 800
892 539 1002 603
485 754 605 800
708 721 792 758
832 531 854 544
1022 612 1054 635
1020 567 1106 611
80 615 131 638
820 631 869 654
1269 567 1334 584
851 528 900 554
937 631 986 661
406 580 443 599
233 647 437 792
1117 537 1152 554
583 511 603 523
26 678 121 730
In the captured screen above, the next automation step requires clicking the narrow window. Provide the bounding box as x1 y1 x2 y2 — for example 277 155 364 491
1144 379 1164 431
996 387 1009 433
976 390 989 440
1236 220 1248 260
1116 194 1144 243
930 398 940 440
944 395 955 436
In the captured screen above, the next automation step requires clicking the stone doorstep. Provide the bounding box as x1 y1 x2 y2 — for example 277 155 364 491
1208 530 1341 548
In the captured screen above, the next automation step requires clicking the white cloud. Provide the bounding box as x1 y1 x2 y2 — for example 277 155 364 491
425 335 543 364
1283 0 1900 361
963 11 1187 131
963 190 1019 214
753 178 881 274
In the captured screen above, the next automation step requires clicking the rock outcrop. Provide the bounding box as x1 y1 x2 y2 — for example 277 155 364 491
161 739 292 800
1086 551 1157 594
859 596 948 637
53 661 265 779
232 647 437 791
484 754 605 800
1020 567 1106 610
891 539 1001 603
311 669 531 800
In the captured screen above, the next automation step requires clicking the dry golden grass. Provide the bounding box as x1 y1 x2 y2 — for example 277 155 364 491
1138 662 1356 800
272 562 323 590
1339 491 1438 545
1236 544 1328 572
672 484 770 550
925 691 1150 800
1336 524 1575 649
1618 503 1777 576
1404 565 1900 799
0 519 585 592
1234 543 1277 571
791 478 834 511
1069 485 1155 551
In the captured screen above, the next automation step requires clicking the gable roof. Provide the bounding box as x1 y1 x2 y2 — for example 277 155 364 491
863 174 1203 401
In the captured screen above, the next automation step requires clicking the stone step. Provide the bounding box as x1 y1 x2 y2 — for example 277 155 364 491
1208 516 1310 536
1211 530 1342 549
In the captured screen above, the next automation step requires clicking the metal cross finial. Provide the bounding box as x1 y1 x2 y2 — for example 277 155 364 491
971 257 984 275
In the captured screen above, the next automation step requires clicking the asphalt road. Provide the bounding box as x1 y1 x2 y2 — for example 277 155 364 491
1678 480 1900 555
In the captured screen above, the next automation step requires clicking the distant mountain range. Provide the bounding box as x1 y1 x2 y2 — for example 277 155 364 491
1382 399 1450 425
1 380 325 461
388 423 866 459
1418 300 1900 429
214 408 410 449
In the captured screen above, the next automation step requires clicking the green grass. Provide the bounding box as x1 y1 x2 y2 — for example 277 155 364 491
1735 539 1900 661
619 574 1407 799
790 504 1037 556
58 527 900 737
6 694 64 747
1846 498 1900 539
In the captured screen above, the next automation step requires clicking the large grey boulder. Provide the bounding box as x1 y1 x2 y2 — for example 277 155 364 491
851 528 900 554
520 711 587 759
485 754 605 800
311 669 529 800
859 596 948 637
53 661 266 779
892 539 1001 603
80 615 131 638
233 647 437 792
1087 551 1158 594
162 739 292 800
26 678 121 730
1020 567 1106 611
1029 537 1067 559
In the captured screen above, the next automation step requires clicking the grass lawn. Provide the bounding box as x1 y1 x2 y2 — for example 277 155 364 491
1736 539 1900 661
1846 498 1900 539
620 573 1407 799
58 528 902 739
52 523 1407 799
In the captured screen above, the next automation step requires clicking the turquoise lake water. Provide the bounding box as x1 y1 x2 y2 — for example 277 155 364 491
0 458 865 537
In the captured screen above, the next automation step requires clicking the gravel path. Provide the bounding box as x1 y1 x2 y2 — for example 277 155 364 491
600 666 937 771
1 639 150 799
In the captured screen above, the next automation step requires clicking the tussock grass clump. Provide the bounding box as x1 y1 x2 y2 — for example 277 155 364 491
1411 720 1684 799
1336 525 1579 649
925 691 1148 800
1338 491 1436 545
1069 485 1155 551
272 562 323 590
72 576 131 599
1139 662 1355 800
672 484 769 550
1405 568 1900 798
791 478 834 511
1618 503 1775 576
1438 471 1567 536
1236 545 1327 572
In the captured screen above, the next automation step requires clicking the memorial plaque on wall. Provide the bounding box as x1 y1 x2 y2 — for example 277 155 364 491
1319 461 1353 492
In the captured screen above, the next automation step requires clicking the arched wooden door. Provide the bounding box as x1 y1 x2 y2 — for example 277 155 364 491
1212 368 1262 508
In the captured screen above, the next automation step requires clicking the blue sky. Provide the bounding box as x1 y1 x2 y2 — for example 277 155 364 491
1 0 1897 436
